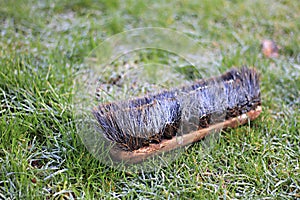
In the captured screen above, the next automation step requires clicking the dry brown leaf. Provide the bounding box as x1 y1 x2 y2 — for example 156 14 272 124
261 39 279 58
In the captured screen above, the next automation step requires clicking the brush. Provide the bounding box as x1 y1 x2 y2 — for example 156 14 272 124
92 67 262 163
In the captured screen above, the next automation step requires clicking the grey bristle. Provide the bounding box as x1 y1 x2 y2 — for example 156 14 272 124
93 67 261 151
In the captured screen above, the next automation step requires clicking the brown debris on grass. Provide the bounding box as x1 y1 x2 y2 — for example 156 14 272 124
261 39 280 58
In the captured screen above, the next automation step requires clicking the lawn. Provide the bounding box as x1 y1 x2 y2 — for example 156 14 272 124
0 0 299 199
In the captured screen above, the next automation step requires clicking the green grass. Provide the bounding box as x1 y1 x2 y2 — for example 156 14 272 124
0 0 299 199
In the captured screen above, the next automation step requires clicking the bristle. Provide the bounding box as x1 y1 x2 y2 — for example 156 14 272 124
93 67 261 151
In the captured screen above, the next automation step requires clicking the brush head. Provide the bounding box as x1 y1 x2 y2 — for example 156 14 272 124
93 67 261 152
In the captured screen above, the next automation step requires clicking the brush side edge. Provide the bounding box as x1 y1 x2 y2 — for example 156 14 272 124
109 105 262 164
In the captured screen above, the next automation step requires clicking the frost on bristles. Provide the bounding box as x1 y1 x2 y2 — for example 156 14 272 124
93 67 261 151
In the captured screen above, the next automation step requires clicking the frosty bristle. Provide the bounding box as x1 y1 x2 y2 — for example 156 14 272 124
93 67 261 151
